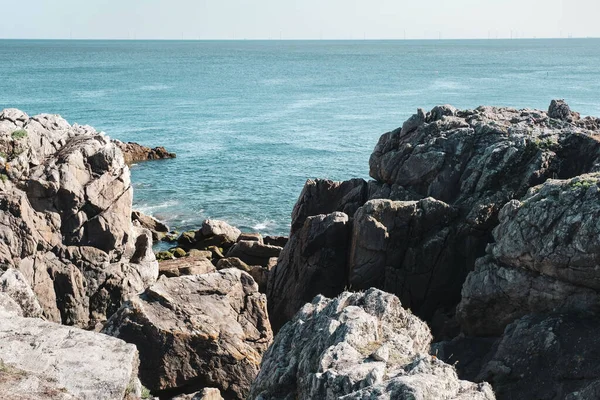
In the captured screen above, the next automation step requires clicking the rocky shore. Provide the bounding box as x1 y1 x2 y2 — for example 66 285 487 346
1 100 600 399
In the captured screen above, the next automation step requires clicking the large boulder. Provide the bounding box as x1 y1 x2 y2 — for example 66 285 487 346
267 212 351 332
132 210 169 241
177 219 241 251
0 109 158 328
0 314 141 400
226 240 282 268
249 289 494 400
112 139 175 164
103 269 273 400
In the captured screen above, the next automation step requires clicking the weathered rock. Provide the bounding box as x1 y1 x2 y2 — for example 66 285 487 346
290 178 368 233
226 240 282 268
0 109 159 327
216 257 252 272
0 268 43 318
267 212 350 332
159 256 216 278
249 289 494 400
238 233 263 243
0 314 140 400
112 139 175 164
0 292 24 317
478 313 600 400
132 210 169 241
349 198 459 320
103 269 273 399
548 99 579 122
457 255 600 336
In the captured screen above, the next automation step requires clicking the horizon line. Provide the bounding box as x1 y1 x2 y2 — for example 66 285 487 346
0 37 599 42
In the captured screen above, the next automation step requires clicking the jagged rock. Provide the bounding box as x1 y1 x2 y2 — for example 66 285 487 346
159 256 216 278
216 257 251 272
457 255 600 336
548 99 579 122
267 212 350 332
0 314 140 400
226 240 282 268
566 381 600 399
478 313 600 400
348 198 459 320
0 292 24 317
0 268 43 318
273 101 600 333
249 289 494 400
290 178 368 233
0 109 158 327
132 210 169 241
103 269 273 399
112 139 175 164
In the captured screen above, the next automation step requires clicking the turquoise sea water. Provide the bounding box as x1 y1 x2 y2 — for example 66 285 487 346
1 39 599 235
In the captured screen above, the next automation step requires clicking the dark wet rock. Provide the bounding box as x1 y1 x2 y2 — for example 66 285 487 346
290 178 368 234
267 212 351 332
177 220 241 251
112 139 175 164
478 313 600 400
263 236 288 247
238 233 263 243
250 289 494 400
103 269 272 400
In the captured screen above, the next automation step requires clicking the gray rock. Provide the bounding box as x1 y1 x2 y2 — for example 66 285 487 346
0 268 43 318
103 269 273 400
201 219 242 246
548 99 579 121
0 314 140 400
226 240 282 268
132 210 169 241
159 256 216 277
290 178 368 233
171 388 224 400
267 212 350 332
249 289 494 400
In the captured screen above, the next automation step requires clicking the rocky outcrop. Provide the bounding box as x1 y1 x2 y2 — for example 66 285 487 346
270 101 600 334
112 140 175 165
0 313 141 400
249 289 494 400
158 255 216 277
458 174 600 336
0 109 158 328
0 268 43 318
103 269 273 400
226 240 282 268
177 219 241 251
267 212 351 332
171 388 224 400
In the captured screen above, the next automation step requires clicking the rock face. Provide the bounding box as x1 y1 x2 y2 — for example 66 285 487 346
457 174 600 336
0 109 158 328
477 313 600 400
249 289 494 400
103 269 273 400
270 101 600 334
0 313 140 400
267 212 351 332
112 139 175 164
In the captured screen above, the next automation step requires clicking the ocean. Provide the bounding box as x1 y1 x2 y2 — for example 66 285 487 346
1 39 599 235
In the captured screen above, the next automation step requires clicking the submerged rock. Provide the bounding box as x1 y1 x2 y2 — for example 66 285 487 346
250 289 494 400
103 269 273 400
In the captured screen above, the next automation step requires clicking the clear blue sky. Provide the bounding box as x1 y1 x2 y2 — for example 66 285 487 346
2 0 598 40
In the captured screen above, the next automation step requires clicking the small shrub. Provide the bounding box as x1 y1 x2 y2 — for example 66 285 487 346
11 129 27 140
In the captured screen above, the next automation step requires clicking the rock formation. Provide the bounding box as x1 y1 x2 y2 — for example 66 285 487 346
269 101 600 337
0 109 158 328
0 312 141 399
103 269 273 400
112 140 175 164
250 289 494 400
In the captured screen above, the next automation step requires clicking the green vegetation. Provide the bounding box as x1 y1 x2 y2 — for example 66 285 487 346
11 129 27 140
141 386 152 399
0 174 8 183
172 247 187 258
155 250 174 261
570 179 595 190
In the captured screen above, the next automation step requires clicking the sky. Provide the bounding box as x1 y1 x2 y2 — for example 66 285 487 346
1 0 598 40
